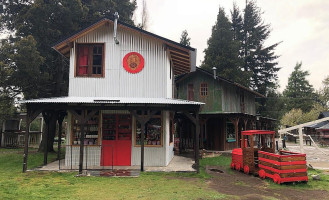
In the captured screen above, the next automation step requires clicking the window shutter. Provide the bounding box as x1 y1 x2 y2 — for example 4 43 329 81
78 46 89 75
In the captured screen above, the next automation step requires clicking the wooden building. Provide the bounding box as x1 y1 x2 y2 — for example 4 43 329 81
176 67 274 151
20 16 203 173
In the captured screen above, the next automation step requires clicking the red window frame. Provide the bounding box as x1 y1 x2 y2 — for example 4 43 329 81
76 43 104 77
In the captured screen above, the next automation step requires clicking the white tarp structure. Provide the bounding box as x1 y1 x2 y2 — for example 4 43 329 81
278 116 329 154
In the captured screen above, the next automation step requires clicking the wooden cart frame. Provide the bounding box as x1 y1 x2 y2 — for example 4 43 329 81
231 130 308 184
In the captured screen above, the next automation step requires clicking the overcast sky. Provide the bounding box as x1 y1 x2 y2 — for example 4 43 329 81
134 0 329 92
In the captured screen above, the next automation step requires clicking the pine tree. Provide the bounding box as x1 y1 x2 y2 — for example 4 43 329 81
317 76 329 108
283 62 315 112
201 7 250 86
241 1 280 95
231 3 244 44
179 30 191 46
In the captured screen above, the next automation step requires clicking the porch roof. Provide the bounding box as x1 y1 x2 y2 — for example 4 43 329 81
20 96 204 106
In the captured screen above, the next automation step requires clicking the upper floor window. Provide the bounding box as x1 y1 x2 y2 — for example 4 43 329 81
76 44 104 77
200 83 208 97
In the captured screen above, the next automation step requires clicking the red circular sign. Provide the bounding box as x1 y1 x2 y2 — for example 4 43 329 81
123 52 144 74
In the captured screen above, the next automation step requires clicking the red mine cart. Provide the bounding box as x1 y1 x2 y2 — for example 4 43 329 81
231 130 308 184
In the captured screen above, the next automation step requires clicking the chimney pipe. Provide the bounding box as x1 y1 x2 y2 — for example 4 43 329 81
113 12 119 44
212 67 217 79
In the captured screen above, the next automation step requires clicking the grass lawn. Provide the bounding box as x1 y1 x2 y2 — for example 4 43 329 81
1 148 328 200
0 148 227 200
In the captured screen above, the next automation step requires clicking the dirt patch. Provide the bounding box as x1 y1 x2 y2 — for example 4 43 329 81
205 166 329 200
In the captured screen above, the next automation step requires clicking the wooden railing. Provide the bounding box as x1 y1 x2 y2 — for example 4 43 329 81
1 131 42 148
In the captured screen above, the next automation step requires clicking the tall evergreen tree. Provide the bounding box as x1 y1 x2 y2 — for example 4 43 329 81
201 7 250 86
317 76 329 108
0 0 137 152
256 89 286 121
231 3 244 44
283 62 315 112
179 30 191 46
241 1 280 95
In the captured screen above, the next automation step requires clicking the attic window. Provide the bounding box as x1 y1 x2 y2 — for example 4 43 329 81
200 83 208 97
76 44 104 77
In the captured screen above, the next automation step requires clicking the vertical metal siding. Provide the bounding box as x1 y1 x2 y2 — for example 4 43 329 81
65 146 101 167
69 24 171 98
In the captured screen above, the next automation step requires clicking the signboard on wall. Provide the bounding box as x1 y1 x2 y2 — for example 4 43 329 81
123 52 144 74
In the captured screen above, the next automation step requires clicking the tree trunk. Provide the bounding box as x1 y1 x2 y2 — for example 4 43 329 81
38 111 58 152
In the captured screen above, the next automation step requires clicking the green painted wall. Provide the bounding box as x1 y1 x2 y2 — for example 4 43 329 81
177 71 256 115
177 72 222 113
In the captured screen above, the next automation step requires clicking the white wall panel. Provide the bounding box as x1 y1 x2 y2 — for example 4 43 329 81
131 147 166 166
69 24 171 98
65 146 101 167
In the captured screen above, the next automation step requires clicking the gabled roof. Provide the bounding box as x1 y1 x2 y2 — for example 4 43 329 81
176 67 265 98
52 17 196 75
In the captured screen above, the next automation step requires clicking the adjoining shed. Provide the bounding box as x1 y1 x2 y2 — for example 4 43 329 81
176 67 275 151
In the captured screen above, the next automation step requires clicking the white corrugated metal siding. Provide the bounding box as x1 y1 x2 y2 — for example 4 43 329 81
69 24 171 98
65 146 101 167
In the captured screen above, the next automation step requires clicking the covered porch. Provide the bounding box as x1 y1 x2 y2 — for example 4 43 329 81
20 97 203 174
179 112 276 151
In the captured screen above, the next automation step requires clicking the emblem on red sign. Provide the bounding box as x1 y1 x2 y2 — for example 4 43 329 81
123 52 144 74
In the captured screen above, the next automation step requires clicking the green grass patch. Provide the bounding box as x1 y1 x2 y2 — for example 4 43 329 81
267 168 329 191
0 148 228 200
199 155 232 178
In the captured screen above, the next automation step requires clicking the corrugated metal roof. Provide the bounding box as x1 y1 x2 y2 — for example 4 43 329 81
317 123 329 130
19 96 204 105
304 120 329 128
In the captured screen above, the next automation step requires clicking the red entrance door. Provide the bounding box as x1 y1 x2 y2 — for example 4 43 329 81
101 114 132 166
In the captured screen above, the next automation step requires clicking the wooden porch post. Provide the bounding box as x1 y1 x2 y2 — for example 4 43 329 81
79 122 85 174
57 112 66 163
23 117 31 173
195 111 200 173
243 119 248 131
70 110 97 174
183 110 200 173
130 110 157 172
140 121 145 171
178 119 183 154
232 118 239 148
23 105 42 173
43 112 49 166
